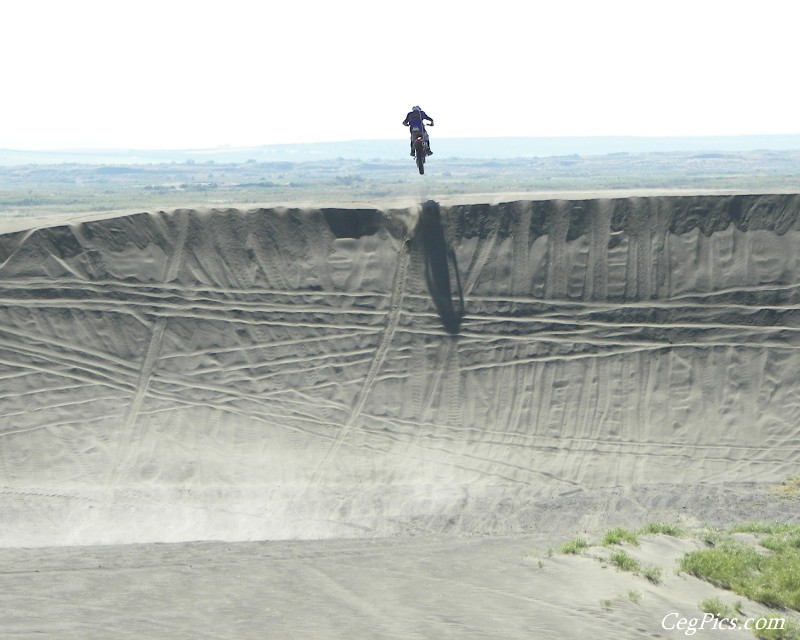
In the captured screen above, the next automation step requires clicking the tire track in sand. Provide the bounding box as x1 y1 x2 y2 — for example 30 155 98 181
309 234 412 485
111 212 189 485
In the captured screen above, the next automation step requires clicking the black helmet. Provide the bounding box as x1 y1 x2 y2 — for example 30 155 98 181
412 105 421 112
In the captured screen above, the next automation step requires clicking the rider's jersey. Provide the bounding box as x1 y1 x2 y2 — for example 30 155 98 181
403 110 432 129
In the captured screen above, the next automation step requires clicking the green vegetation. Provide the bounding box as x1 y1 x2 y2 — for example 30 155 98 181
559 537 590 555
602 527 640 546
641 522 685 537
557 526 663 583
680 527 800 611
554 522 800 639
641 565 663 584
698 529 726 547
687 523 800 639
699 597 738 619
760 532 800 555
751 620 800 640
609 549 641 573
729 523 800 536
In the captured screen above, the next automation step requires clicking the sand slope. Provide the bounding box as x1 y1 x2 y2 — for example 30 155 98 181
1 195 799 546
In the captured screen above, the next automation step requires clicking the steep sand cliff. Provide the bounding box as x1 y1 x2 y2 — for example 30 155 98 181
1 194 798 546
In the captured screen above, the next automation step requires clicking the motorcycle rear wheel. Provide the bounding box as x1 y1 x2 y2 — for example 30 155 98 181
414 140 426 174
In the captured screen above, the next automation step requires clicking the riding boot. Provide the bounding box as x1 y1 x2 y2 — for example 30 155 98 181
410 142 415 157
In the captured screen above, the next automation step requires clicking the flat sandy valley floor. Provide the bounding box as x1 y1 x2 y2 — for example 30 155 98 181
1 193 799 638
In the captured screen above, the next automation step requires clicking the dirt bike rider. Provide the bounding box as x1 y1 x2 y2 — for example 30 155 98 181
403 106 434 157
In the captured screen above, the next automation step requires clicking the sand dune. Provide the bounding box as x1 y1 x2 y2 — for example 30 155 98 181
1 194 799 548
3 194 800 639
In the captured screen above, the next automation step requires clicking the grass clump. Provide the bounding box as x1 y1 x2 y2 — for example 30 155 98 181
699 597 737 620
699 528 726 547
752 621 800 640
609 549 641 573
642 565 663 584
641 522 685 537
761 532 800 555
729 523 800 536
559 537 589 555
602 527 640 546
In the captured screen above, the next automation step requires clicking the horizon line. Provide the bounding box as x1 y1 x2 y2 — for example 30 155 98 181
4 132 800 154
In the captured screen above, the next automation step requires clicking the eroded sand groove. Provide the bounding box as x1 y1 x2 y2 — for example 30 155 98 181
0 195 798 545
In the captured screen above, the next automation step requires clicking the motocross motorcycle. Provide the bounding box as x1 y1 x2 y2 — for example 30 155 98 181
410 123 433 175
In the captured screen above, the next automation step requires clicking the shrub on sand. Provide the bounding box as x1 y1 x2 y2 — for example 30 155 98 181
750 619 800 640
609 550 641 573
729 523 800 536
699 597 736 620
641 522 685 537
602 527 640 547
642 565 663 584
559 537 590 555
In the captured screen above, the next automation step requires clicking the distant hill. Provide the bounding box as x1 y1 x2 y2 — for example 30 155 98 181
2 134 800 165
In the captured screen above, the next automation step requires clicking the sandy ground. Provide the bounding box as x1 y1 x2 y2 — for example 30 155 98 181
1 193 799 638
1 519 797 639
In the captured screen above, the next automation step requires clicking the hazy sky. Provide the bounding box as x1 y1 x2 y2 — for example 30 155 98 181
3 0 799 149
